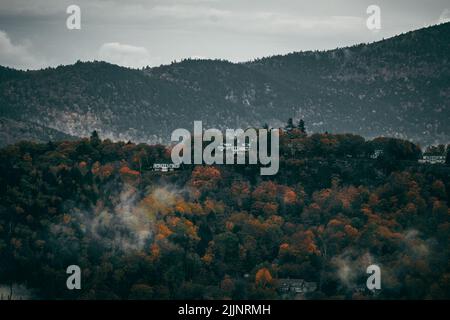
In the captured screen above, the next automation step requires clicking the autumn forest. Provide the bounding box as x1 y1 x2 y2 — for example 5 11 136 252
0 126 449 300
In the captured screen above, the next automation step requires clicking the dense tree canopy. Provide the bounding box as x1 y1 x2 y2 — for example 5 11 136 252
0 131 449 300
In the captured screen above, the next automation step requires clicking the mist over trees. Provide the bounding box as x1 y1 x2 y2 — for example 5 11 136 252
0 128 449 300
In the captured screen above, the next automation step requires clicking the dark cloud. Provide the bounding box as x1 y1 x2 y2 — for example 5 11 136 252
0 0 448 69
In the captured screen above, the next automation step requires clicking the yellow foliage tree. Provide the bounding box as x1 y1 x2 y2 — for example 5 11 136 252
255 268 273 287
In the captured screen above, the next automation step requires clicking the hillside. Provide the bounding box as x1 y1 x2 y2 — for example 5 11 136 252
0 132 449 299
0 117 76 147
0 22 449 146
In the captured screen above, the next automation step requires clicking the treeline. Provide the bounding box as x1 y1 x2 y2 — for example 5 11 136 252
0 131 449 299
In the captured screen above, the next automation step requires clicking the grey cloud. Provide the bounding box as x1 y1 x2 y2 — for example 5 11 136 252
438 9 450 24
0 0 448 69
0 30 45 70
98 42 153 68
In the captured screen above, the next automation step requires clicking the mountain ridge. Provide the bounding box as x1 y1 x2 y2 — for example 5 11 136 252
0 22 449 147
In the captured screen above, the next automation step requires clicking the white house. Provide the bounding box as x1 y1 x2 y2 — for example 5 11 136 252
418 155 446 164
153 163 180 172
277 279 317 294
370 149 384 159
217 142 250 154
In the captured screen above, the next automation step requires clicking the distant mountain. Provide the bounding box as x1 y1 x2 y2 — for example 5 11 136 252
0 117 76 147
1 22 449 146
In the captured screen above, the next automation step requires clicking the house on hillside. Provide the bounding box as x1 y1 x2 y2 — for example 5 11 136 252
153 163 180 172
418 154 446 164
217 142 250 154
370 149 384 159
276 279 317 295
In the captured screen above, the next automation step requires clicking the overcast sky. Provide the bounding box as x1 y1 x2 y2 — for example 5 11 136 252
0 0 449 70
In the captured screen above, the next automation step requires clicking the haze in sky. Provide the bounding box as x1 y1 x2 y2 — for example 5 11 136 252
0 0 449 70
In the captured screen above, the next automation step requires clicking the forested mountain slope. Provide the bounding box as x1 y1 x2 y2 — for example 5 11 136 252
0 23 449 147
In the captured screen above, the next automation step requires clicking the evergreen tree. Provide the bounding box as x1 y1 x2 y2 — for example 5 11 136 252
286 118 294 131
46 140 56 151
90 130 100 147
446 145 450 164
298 119 306 134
